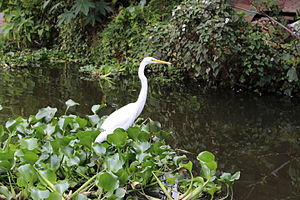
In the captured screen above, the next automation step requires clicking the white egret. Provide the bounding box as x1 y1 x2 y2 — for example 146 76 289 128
95 57 171 143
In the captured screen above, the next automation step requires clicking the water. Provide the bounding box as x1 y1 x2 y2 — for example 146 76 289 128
0 64 299 200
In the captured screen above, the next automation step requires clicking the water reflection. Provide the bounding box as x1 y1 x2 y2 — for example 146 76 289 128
0 65 104 121
0 64 299 199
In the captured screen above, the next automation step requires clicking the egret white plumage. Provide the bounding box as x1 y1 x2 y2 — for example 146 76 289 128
95 57 171 143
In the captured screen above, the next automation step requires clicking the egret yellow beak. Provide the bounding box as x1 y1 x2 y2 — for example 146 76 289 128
153 59 171 65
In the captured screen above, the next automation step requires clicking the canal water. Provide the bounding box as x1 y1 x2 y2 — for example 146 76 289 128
0 64 299 200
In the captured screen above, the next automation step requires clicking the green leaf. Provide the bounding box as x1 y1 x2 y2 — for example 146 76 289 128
142 119 161 132
73 0 95 16
173 155 187 166
180 161 193 173
197 151 215 163
42 0 51 9
74 194 88 200
5 119 22 132
155 130 171 139
45 124 55 136
219 172 231 183
54 180 69 195
46 191 61 200
76 117 87 129
30 188 50 200
58 117 73 130
20 138 39 150
33 126 46 139
65 99 79 110
96 172 119 192
136 152 151 163
35 107 57 122
104 153 125 173
131 141 151 153
205 161 217 171
107 129 128 147
230 171 240 181
22 151 39 164
127 126 141 141
282 53 292 60
91 104 106 114
17 164 38 187
207 184 221 197
50 155 61 170
200 163 211 180
58 11 75 26
128 127 150 142
166 176 176 185
115 188 126 198
287 68 298 82
0 150 14 170
86 114 100 126
92 143 106 156
138 131 150 141
66 156 80 167
193 176 204 184
0 125 4 141
40 170 57 184
77 130 100 149
115 169 129 185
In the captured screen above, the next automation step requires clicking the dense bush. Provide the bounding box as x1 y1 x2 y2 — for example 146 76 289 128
90 0 181 75
0 0 59 48
90 0 299 95
0 0 114 50
162 0 300 95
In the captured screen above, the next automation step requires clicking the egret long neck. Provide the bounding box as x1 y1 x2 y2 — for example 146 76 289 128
136 61 148 115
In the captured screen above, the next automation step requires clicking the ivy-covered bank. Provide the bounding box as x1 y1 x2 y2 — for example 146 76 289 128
0 100 240 199
0 0 299 96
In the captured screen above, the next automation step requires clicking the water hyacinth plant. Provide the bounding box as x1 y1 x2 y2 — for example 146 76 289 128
0 100 239 199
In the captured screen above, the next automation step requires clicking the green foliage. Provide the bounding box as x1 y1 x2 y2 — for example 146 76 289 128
0 48 83 68
88 0 299 95
90 0 181 75
57 0 113 26
0 99 239 199
0 0 113 50
0 0 60 48
55 0 114 54
163 0 300 95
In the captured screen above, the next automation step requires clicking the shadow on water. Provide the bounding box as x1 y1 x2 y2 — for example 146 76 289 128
0 64 299 200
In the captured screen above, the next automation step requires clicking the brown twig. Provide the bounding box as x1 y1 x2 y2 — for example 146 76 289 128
233 5 300 41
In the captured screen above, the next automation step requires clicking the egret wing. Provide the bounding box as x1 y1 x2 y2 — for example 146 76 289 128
101 103 138 131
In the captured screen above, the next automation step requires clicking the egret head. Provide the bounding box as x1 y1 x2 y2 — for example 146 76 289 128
142 57 171 65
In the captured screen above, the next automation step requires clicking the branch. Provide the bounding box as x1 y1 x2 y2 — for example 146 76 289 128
233 5 300 41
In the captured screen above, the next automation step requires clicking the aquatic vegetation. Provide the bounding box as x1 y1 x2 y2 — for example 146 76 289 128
0 100 239 199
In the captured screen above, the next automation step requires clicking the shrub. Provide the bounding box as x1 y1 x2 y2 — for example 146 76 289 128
0 0 114 50
90 0 181 74
163 0 300 95
0 0 59 48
